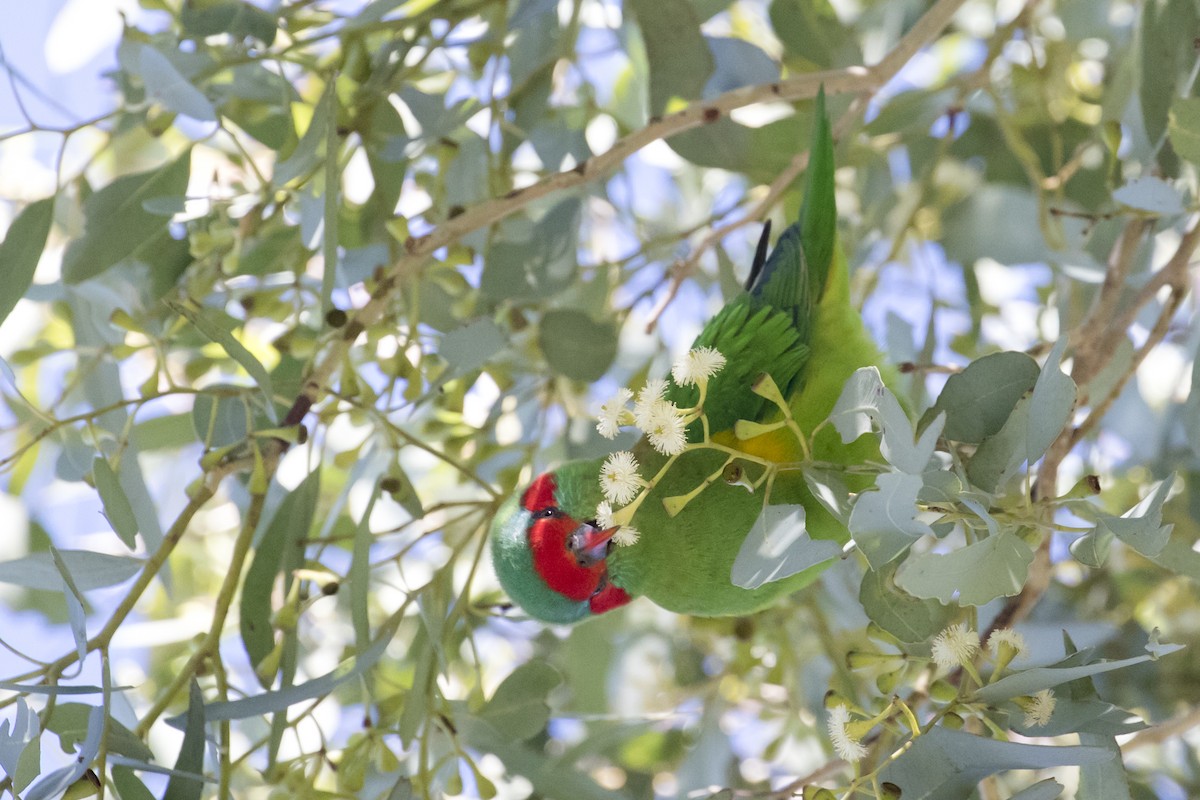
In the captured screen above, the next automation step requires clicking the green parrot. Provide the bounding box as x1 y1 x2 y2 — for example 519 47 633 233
489 93 886 624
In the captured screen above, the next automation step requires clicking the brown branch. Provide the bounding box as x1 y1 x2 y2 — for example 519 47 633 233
1121 703 1200 753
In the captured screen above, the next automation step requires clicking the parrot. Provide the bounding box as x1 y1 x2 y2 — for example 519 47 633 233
489 92 887 624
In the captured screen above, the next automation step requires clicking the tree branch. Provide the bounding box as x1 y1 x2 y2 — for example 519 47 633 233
278 0 970 433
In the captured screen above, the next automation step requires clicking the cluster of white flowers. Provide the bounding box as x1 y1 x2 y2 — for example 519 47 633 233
595 347 726 457
590 347 727 547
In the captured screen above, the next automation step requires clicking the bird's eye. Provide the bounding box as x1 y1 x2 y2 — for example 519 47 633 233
538 507 558 518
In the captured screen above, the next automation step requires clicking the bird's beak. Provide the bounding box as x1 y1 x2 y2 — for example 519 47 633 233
568 523 618 567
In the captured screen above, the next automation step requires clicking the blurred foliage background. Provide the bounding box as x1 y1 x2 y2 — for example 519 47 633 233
1 0 1200 798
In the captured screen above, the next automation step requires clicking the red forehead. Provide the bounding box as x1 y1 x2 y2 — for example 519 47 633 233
521 473 557 511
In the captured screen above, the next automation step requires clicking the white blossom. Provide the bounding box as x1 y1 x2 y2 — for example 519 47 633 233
1023 689 1056 728
826 705 868 762
595 501 616 529
671 346 726 386
633 379 670 430
596 388 633 439
643 401 688 455
986 628 1027 659
599 451 642 505
612 524 641 546
932 623 981 669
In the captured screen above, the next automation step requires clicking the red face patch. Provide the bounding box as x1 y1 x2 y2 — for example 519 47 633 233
522 472 557 512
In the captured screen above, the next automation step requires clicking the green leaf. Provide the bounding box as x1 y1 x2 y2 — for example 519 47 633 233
441 318 507 376
275 80 332 185
26 706 104 800
1168 96 1200 166
351 483 380 652
457 716 623 800
168 627 394 726
62 149 192 283
1112 176 1184 214
895 529 1034 606
770 0 857 69
92 457 139 549
539 310 618 382
1140 0 1197 148
1078 733 1132 800
112 767 158 800
1026 337 1077 462
50 546 89 663
942 186 1050 266
1097 474 1175 557
848 472 933 569
924 351 1039 444
1010 698 1146 738
181 0 278 44
163 682 206 800
135 44 217 122
879 727 1111 800
477 661 562 741
973 645 1184 703
174 304 277 424
0 699 39 788
859 562 955 644
626 0 713 114
481 199 580 301
0 682 117 695
241 469 320 683
731 503 841 589
42 703 153 762
831 367 937 473
0 196 54 328
0 550 142 591
191 387 251 448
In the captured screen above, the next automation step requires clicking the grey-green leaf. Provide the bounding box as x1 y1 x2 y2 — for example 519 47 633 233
1096 474 1175 557
168 628 393 727
0 550 142 591
137 45 217 122
92 457 139 549
848 472 933 570
241 468 320 682
174 304 277 423
895 530 1034 606
1026 336 1077 462
974 645 1184 703
477 661 562 741
924 351 1039 444
1008 779 1064 800
731 503 840 589
163 682 207 800
859 562 955 644
831 367 933 473
539 310 618 383
879 727 1110 800
62 149 192 283
441 318 506 376
0 195 54 328
626 0 713 114
1113 176 1184 214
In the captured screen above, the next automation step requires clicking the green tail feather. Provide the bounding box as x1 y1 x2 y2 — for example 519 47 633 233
747 88 836 346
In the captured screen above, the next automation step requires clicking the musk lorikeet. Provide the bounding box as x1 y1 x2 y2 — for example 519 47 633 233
490 92 888 624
